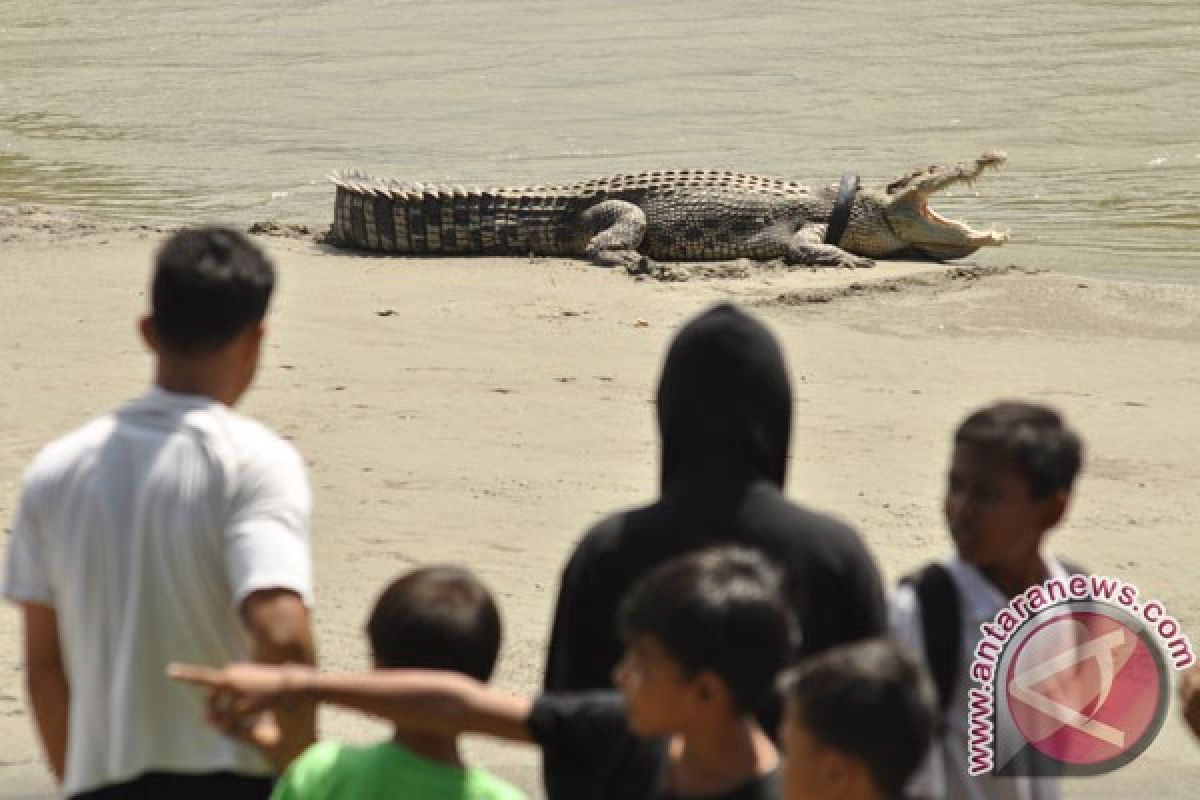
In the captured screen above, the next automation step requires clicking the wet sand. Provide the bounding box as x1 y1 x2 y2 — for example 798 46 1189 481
1 210 1198 798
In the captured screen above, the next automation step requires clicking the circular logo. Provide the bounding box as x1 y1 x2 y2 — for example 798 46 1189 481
1004 608 1168 771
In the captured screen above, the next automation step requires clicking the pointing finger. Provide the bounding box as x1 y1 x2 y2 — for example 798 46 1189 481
167 663 225 688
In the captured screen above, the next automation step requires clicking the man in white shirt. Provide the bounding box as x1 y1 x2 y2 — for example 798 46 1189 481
2 227 316 799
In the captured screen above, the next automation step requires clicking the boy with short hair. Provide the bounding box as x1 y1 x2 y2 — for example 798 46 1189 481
263 566 524 799
889 402 1084 800
778 639 937 800
174 547 794 800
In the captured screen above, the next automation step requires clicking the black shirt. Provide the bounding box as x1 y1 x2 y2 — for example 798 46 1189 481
527 692 781 800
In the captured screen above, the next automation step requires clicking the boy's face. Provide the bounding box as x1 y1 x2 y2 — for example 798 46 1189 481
613 634 709 737
944 442 1064 570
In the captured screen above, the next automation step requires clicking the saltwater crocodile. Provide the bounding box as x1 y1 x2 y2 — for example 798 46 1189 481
327 150 1009 269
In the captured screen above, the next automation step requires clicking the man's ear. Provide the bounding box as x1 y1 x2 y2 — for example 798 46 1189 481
692 670 731 709
235 321 266 360
1038 489 1071 531
139 315 160 353
816 747 855 797
246 320 266 346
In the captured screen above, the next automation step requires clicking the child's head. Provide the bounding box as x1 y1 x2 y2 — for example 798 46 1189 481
945 402 1083 569
779 640 936 800
614 546 795 736
366 565 502 682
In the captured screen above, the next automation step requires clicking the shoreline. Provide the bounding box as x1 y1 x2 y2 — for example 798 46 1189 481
6 199 1199 290
1 213 1199 797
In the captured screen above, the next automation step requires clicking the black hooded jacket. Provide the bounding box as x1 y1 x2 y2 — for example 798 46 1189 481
541 303 886 798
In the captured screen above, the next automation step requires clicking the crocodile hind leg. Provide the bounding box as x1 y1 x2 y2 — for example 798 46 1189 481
785 224 875 269
580 200 650 270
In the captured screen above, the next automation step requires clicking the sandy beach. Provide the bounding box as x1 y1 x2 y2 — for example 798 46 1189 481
1 207 1198 798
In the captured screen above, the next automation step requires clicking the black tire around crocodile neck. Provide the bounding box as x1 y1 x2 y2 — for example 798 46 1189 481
823 172 860 247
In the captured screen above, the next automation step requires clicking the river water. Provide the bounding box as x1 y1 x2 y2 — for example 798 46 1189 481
1 0 1197 280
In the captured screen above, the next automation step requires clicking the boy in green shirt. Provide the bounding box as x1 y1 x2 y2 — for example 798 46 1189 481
251 566 523 800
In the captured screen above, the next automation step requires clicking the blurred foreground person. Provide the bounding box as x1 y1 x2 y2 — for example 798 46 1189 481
543 302 886 798
779 639 936 800
890 402 1084 800
2 228 316 799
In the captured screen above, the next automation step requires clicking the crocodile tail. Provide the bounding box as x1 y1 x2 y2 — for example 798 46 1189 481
330 171 587 256
329 171 504 255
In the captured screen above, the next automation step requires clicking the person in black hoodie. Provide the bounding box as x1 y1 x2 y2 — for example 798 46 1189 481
542 302 887 800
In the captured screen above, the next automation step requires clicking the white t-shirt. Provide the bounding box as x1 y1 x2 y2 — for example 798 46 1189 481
889 556 1065 800
2 388 313 797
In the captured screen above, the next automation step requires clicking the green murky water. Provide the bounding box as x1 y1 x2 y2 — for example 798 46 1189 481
1 0 1197 279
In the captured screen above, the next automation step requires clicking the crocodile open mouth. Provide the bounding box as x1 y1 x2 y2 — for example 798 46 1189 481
920 201 976 234
891 149 1007 242
920 195 1010 244
922 203 947 223
887 176 1009 259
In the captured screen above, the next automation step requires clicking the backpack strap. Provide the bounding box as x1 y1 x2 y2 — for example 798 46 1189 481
903 557 1088 715
902 563 961 715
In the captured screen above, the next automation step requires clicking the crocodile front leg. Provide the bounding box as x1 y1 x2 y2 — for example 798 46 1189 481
580 200 650 270
785 224 875 269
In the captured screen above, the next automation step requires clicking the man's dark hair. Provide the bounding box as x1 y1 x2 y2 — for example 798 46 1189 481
781 640 936 799
366 566 502 682
618 546 796 712
151 227 276 354
954 401 1083 498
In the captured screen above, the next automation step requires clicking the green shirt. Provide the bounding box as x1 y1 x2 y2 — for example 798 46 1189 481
272 740 526 800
